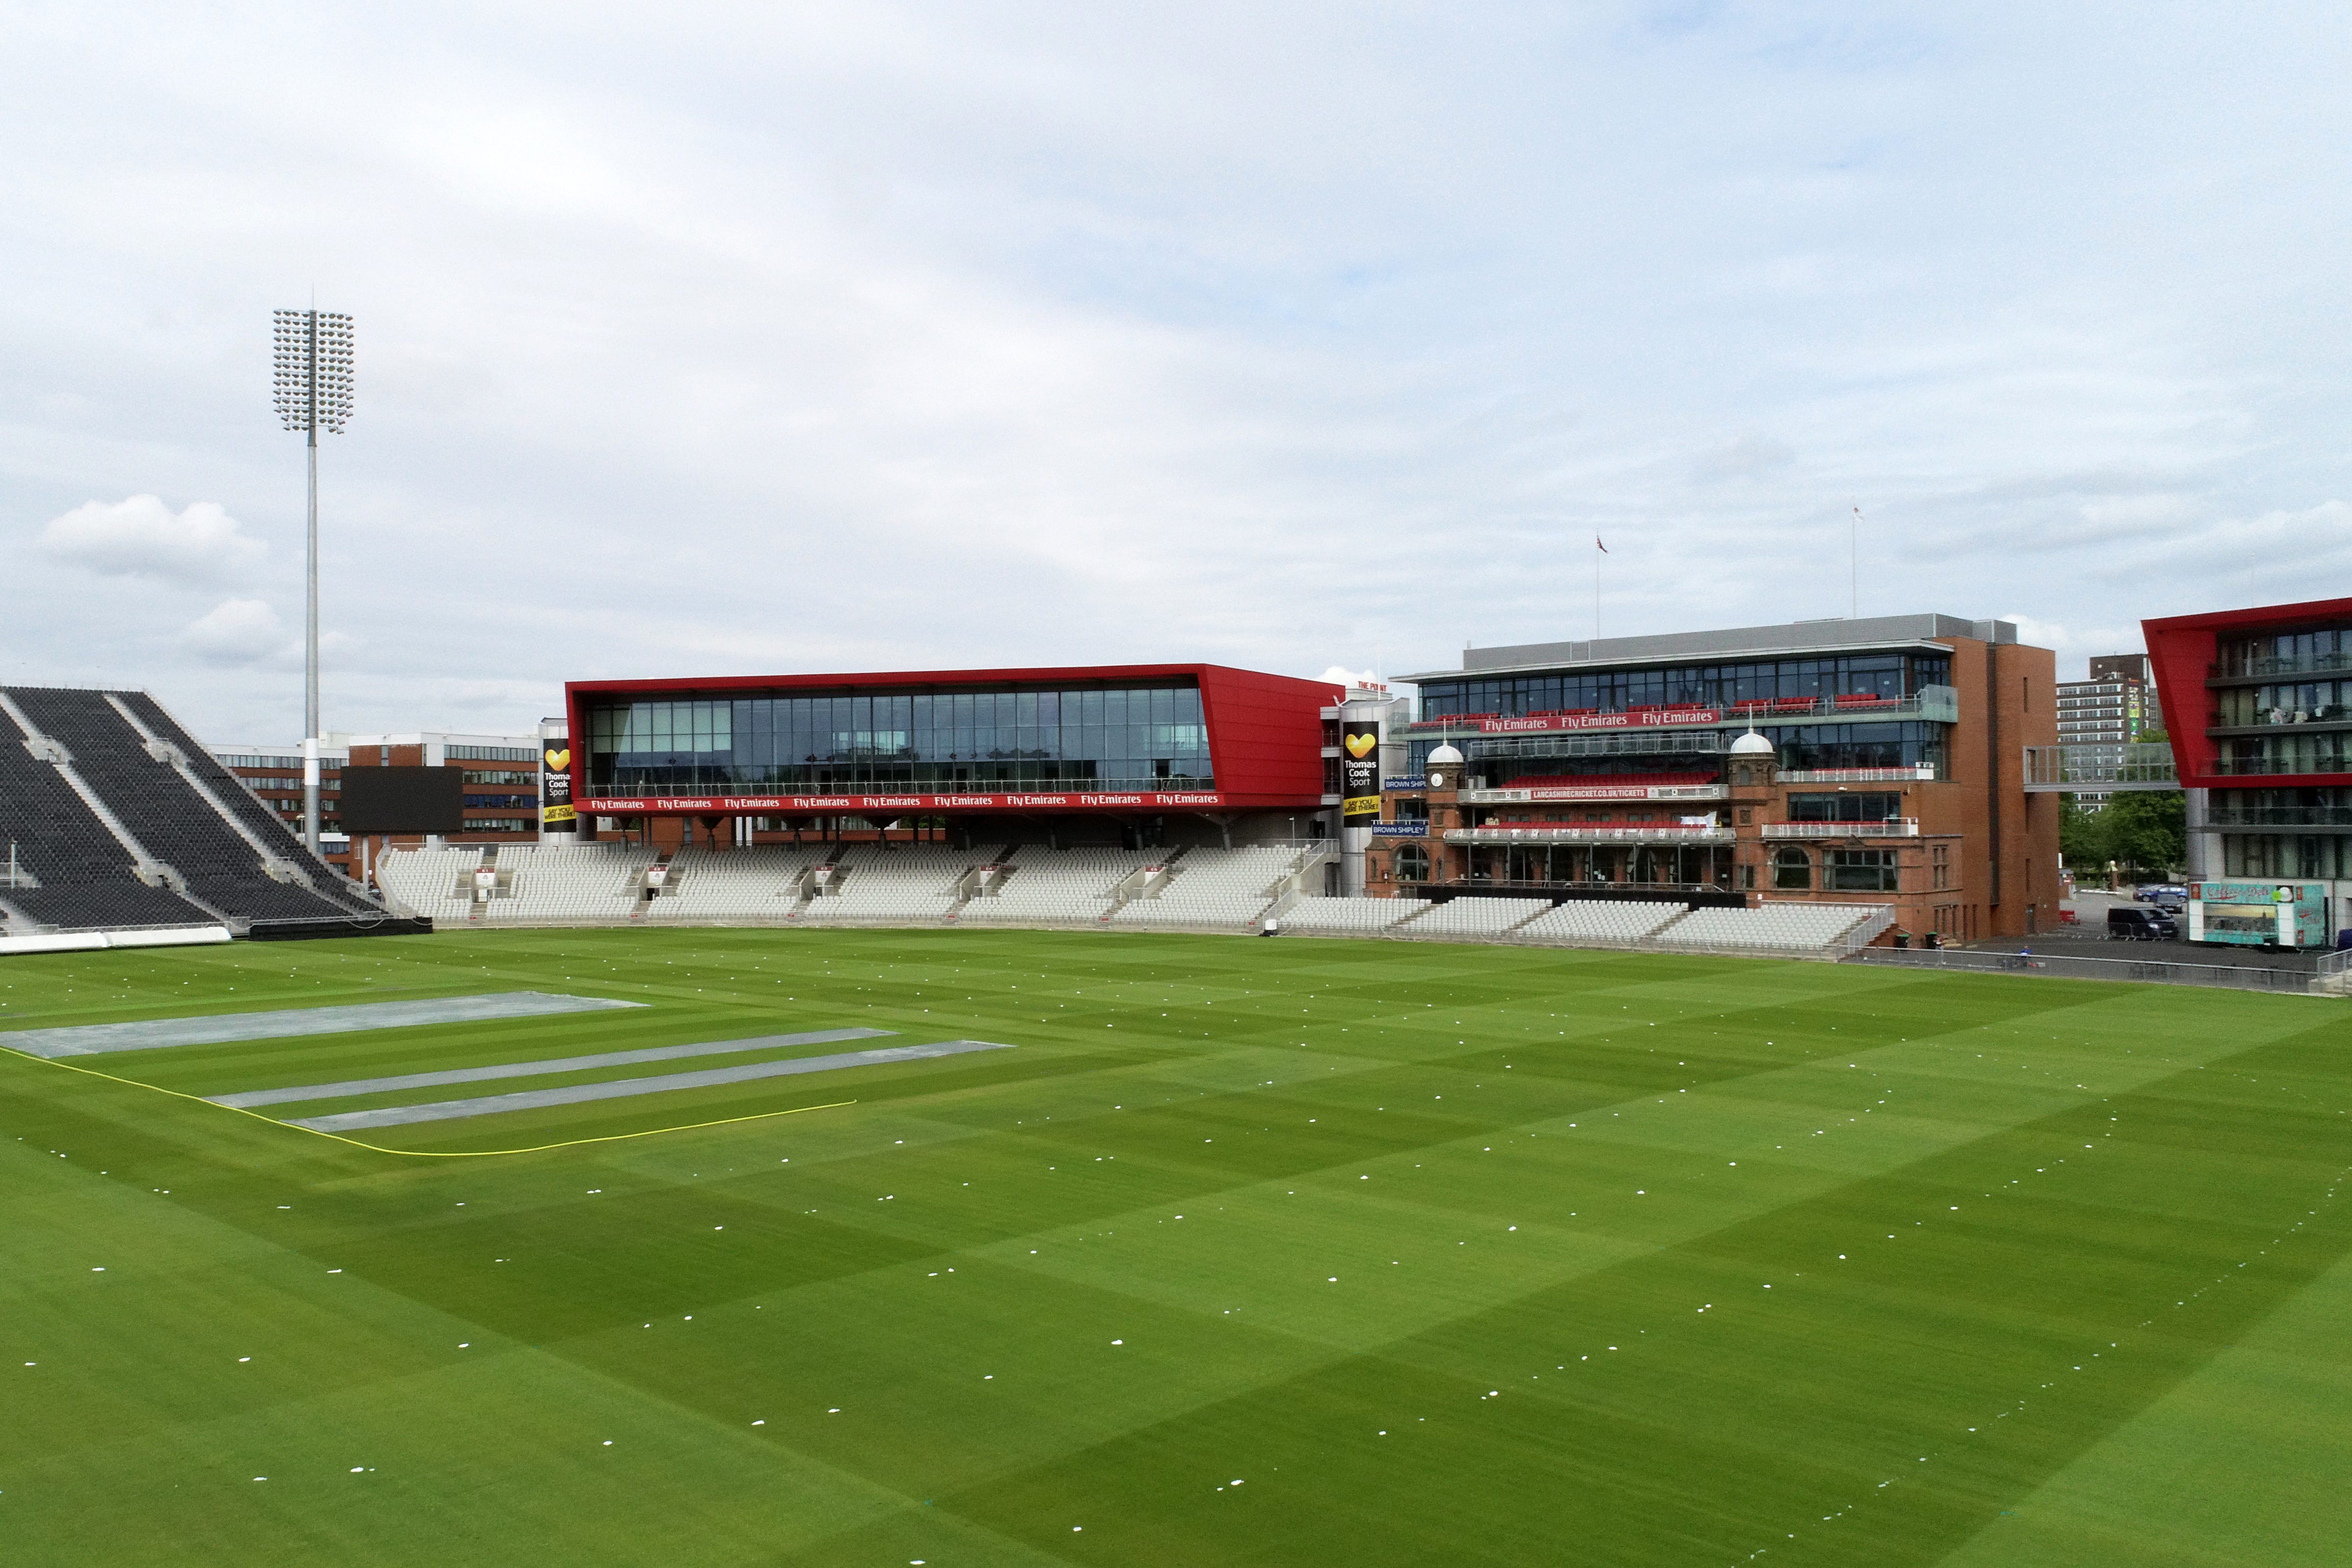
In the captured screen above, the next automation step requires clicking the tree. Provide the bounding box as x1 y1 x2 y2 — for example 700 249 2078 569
2059 796 2105 874
2098 790 2186 878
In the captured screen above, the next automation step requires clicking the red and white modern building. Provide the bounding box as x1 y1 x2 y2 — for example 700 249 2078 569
2146 596 2352 936
560 664 1344 851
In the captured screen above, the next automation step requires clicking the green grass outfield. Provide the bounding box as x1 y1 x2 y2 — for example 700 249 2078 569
4 927 2349 1567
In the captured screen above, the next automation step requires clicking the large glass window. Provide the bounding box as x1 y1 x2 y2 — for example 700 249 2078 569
584 684 1211 793
1787 792 1905 822
1826 849 1900 891
1418 652 1953 719
2218 733 2352 776
1764 722 1947 774
2218 625 2352 679
1394 843 1429 882
1772 848 1813 889
2213 680 2352 726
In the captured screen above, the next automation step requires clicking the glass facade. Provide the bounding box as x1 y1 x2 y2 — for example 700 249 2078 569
2217 625 2352 678
2205 788 2352 827
1788 792 1904 822
2222 833 2352 879
2216 733 2352 776
1766 722 1944 773
584 685 1211 794
1418 653 1950 719
2213 680 2352 725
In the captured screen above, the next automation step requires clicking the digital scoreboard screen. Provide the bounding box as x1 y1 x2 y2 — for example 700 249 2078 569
338 767 468 834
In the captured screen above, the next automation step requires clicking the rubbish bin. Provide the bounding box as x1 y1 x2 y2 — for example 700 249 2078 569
1923 931 1942 950
1893 932 1909 949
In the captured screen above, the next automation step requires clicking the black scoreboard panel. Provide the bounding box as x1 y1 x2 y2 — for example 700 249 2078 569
338 767 468 834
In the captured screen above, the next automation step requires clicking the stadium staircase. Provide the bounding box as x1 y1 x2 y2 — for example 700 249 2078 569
0 686 406 943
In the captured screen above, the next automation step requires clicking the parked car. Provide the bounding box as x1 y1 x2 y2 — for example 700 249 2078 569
2108 906 2178 941
2132 883 2189 903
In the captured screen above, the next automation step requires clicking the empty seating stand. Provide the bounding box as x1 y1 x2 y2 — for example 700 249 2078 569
1657 903 1891 955
960 848 1155 928
1397 898 1554 938
0 686 390 936
1515 900 1687 944
799 846 973 924
363 839 1888 964
0 701 211 932
1274 896 1429 935
1109 846 1301 931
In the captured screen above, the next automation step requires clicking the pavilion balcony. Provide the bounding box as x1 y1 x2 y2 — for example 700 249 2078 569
1445 824 1735 846
1760 819 1920 839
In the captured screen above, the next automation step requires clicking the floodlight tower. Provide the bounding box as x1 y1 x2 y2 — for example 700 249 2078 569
271 309 354 855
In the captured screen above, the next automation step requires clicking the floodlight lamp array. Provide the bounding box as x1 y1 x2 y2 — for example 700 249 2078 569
271 309 356 434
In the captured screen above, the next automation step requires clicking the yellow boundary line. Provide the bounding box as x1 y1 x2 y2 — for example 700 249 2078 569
0 1045 855 1159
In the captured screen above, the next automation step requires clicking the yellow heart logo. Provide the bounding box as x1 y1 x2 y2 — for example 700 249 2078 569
1345 733 1377 759
545 749 571 770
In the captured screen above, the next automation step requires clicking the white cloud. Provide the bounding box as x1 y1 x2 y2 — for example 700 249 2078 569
1319 665 1383 691
40 496 266 587
181 599 291 665
4 6 2352 743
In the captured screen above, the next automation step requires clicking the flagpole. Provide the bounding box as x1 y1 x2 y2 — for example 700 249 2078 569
1851 505 1861 618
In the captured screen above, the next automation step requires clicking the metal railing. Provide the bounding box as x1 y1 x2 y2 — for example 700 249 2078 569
1446 825 1735 845
1760 819 1920 839
2210 755 2352 776
1849 946 2326 994
1834 905 1900 956
2208 709 2352 728
1776 766 1938 783
1469 731 1725 760
2213 652 2352 680
1412 878 1741 899
1458 784 1724 804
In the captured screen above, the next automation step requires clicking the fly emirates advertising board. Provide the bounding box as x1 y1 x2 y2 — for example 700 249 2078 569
583 791 1232 814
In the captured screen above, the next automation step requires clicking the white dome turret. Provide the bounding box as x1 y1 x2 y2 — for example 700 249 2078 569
1427 743 1465 765
1728 729 1774 756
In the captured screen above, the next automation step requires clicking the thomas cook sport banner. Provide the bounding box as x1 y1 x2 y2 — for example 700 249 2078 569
541 748 576 828
1342 721 1381 819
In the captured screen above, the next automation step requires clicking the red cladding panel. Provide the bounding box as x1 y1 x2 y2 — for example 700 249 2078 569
563 663 1341 814
2143 596 2352 789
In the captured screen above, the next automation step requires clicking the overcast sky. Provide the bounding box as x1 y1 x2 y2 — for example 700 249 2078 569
4 3 2346 743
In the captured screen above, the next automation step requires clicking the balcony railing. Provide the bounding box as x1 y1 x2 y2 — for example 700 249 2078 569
2209 756 2352 776
2205 808 2352 827
1776 766 1938 783
2208 711 2352 732
1458 783 1725 804
1469 731 1725 760
2212 652 2352 680
1760 819 1920 839
1446 824 1735 846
